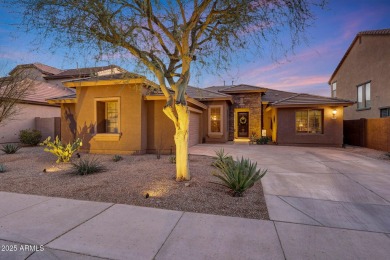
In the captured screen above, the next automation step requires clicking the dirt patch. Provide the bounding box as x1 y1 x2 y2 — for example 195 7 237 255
0 147 269 220
342 145 390 161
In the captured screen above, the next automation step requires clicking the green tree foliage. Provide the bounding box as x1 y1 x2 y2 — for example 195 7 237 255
40 136 82 163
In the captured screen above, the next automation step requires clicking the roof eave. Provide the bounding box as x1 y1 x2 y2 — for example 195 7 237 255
63 78 158 89
220 89 265 94
271 102 354 108
47 98 77 104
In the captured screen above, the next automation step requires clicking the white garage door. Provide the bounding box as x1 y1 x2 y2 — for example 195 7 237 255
189 112 200 147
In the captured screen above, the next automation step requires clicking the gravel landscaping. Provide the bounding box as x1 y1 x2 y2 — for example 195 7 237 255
0 147 269 220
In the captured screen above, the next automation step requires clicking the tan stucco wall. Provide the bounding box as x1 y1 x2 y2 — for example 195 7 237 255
331 35 390 119
276 106 344 146
0 103 60 144
75 84 146 154
202 101 229 143
262 105 274 139
146 100 176 154
61 103 77 144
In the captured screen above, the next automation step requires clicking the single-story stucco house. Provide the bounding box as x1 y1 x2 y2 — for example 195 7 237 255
48 73 354 154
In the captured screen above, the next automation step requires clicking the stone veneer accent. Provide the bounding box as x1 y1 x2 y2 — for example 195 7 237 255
228 93 262 140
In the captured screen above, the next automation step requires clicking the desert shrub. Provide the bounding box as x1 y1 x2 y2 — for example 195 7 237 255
40 136 82 163
212 157 267 197
256 136 270 145
169 155 176 164
0 164 5 173
112 155 123 162
72 157 106 175
1 144 20 154
385 152 390 159
213 148 233 168
19 129 42 146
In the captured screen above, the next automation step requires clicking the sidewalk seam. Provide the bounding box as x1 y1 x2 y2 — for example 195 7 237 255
152 211 185 259
43 203 115 246
0 197 54 219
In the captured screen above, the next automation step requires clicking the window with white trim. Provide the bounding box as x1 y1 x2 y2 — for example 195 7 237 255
357 82 371 109
96 98 120 134
331 82 336 98
208 105 223 134
296 109 323 134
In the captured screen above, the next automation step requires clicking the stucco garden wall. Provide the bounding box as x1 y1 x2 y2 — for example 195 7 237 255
0 103 60 144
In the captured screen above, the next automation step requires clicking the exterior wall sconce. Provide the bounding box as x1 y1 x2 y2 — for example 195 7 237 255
332 109 337 119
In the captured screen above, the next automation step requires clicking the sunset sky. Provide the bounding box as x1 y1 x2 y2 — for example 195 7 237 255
1 0 390 96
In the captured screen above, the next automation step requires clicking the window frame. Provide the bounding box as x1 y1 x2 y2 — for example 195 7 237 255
331 82 337 98
380 107 390 118
208 105 223 135
94 97 121 136
357 81 371 110
295 109 324 134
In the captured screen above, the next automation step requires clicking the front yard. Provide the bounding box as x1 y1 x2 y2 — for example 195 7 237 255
0 147 269 220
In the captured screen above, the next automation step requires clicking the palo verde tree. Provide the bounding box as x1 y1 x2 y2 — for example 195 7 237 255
11 0 324 180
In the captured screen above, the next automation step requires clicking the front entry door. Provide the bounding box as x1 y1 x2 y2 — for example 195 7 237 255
237 112 249 137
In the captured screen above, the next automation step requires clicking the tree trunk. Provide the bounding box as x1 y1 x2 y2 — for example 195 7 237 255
174 104 190 181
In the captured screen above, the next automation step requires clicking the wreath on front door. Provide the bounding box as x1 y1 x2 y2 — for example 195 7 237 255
239 116 247 125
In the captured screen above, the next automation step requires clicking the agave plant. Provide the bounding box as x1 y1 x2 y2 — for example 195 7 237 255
72 157 106 175
212 148 233 168
212 157 267 197
0 164 5 173
1 144 20 154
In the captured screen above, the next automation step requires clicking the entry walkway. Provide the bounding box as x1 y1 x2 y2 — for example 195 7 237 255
0 144 389 259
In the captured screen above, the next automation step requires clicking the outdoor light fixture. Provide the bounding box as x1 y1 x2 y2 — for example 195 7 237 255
332 109 337 119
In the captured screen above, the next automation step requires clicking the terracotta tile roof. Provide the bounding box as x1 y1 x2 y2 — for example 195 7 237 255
271 93 354 107
358 28 390 35
329 28 390 83
63 72 145 83
207 84 265 93
9 63 63 76
261 88 297 103
45 65 125 79
26 80 74 104
48 93 76 101
186 86 232 100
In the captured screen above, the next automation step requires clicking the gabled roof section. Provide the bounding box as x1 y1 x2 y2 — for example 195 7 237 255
9 63 63 76
261 88 297 103
271 93 354 107
329 28 390 84
209 84 265 93
44 65 125 79
6 78 74 105
63 72 159 89
186 86 232 102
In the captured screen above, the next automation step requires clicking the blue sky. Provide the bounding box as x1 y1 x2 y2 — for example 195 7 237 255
1 0 390 96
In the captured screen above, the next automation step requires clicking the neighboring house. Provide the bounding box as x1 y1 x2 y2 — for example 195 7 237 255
0 63 124 143
328 29 390 119
48 73 353 154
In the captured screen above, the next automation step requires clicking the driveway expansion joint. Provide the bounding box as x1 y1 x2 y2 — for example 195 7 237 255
276 195 324 226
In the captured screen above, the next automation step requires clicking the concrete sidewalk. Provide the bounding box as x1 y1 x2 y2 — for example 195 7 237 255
0 191 389 260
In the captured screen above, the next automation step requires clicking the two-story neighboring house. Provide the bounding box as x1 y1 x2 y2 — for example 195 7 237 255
328 29 390 119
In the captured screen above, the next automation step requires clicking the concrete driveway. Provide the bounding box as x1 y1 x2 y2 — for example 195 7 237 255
190 143 390 259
